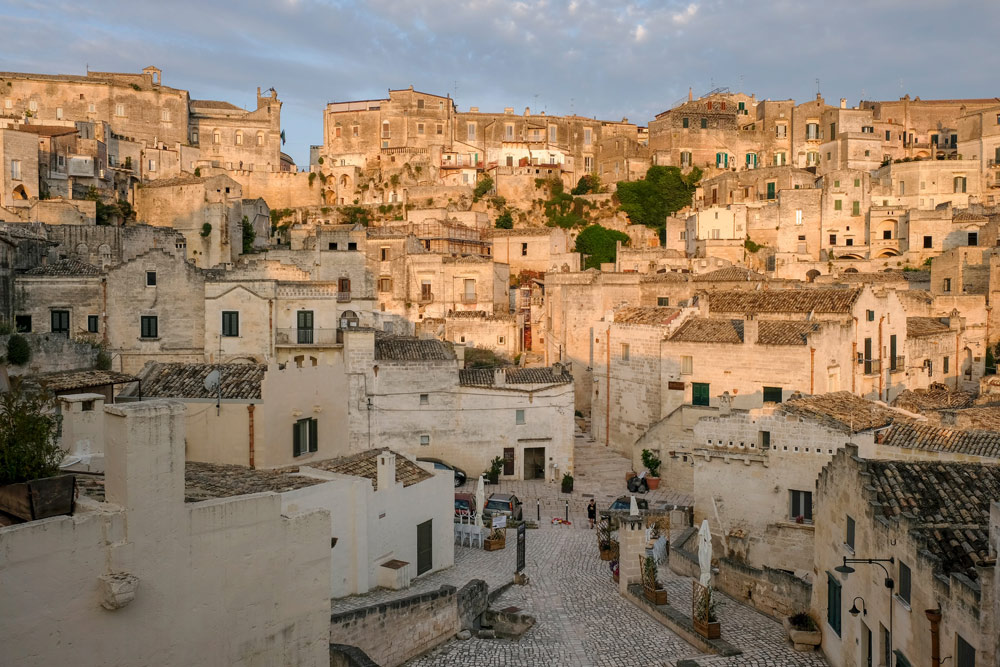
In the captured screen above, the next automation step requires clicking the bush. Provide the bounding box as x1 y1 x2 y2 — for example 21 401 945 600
6 333 31 366
571 174 601 195
194 167 201 177
789 612 818 632
495 211 513 229
96 348 112 371
641 448 662 477
617 165 701 228
484 456 503 484
574 224 630 269
473 175 494 201
0 381 63 485
561 473 574 493
308 172 317 186
200 222 212 238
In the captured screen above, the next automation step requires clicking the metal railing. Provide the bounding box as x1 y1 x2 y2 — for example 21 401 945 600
274 328 341 346
863 359 881 376
418 291 434 303
890 356 906 372
336 291 351 303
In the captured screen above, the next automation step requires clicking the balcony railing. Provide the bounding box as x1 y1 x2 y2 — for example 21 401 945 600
336 291 351 303
460 294 477 304
275 328 341 347
889 356 906 373
863 358 881 376
418 291 434 304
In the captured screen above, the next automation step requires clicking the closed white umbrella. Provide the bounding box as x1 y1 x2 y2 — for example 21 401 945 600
630 494 639 516
475 475 486 527
698 519 712 587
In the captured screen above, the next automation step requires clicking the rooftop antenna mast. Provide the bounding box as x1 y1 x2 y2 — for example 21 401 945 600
816 78 821 96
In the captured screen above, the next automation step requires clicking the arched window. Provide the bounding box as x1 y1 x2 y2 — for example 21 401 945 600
235 131 243 145
256 133 264 146
340 310 359 328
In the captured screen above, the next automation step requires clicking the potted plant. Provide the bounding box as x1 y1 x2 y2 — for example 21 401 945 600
692 582 720 639
784 612 821 651
483 456 503 485
0 381 73 522
641 449 662 490
484 525 506 551
561 472 574 493
641 556 668 605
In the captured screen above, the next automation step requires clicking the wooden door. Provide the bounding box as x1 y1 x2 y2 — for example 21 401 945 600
416 519 432 575
503 448 515 476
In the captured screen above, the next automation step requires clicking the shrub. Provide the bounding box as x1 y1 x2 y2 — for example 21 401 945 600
789 612 817 632
495 211 514 229
571 174 601 195
561 473 574 493
473 175 494 201
0 381 63 485
574 224 630 269
241 216 255 254
484 456 503 484
6 333 31 366
308 172 317 186
194 167 201 177
200 222 212 238
96 348 112 371
641 448 662 477
317 156 324 165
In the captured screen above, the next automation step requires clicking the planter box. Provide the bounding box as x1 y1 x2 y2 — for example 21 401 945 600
0 474 75 522
783 618 821 651
643 586 668 605
599 547 614 561
693 618 721 640
485 538 506 551
646 476 661 490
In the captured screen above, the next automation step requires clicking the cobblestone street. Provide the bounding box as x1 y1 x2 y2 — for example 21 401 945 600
406 526 829 667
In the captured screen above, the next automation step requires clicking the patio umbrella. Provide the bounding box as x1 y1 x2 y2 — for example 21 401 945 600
698 519 712 587
475 475 485 527
629 494 639 516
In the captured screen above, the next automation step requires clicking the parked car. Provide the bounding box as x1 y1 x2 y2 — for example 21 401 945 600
417 458 467 487
609 496 649 512
483 493 523 522
455 493 477 518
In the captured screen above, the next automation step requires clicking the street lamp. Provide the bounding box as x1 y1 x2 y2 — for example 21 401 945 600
836 556 895 666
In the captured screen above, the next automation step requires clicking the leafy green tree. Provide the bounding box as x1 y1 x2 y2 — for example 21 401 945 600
6 333 31 366
0 381 63 484
342 206 371 226
495 211 513 229
616 166 701 228
571 174 601 195
574 224 630 269
85 186 121 226
241 216 256 254
473 175 494 201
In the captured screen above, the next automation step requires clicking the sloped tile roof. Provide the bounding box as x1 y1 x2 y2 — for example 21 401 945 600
907 317 951 338
757 321 820 346
865 460 1000 580
126 362 266 400
780 392 902 432
878 422 1000 459
24 258 102 276
692 266 767 282
669 318 743 344
306 448 432 491
640 271 688 283
484 227 555 237
943 406 1000 431
836 270 928 283
459 366 573 387
32 369 138 392
953 211 988 223
190 99 243 110
184 462 325 502
613 306 682 326
707 288 860 314
374 336 455 361
892 383 974 412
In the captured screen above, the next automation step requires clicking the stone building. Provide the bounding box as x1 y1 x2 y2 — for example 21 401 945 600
813 447 999 667
956 103 1000 202
188 88 283 173
485 226 579 276
0 127 39 206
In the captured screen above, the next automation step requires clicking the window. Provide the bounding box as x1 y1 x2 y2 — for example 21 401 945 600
852 201 860 216
213 131 221 145
968 232 978 247
419 394 429 406
235 131 243 145
435 124 442 136
297 310 314 344
657 297 670 307
700 118 707 129
621 343 630 361
943 278 952 292
898 561 911 605
830 122 836 137
417 123 425 135
845 515 855 550
776 124 786 138
380 247 390 261
56 106 63 120
51 310 69 337
763 386 783 403
766 182 776 199
881 626 892 667
890 334 899 371
521 242 528 257
147 159 156 172
943 356 950 374
10 160 20 181
866 309 875 322
257 133 264 146
957 634 976 667
827 573 842 636
15 315 31 333
854 178 861 188
348 242 358 251
416 98 424 109
419 434 430 446
191 130 199 144
504 124 514 140
139 315 158 339
328 242 338 250
795 209 803 225
680 151 692 168
923 235 933 249
954 176 967 193
681 356 693 375
115 103 125 117
222 311 239 337
463 278 476 302
293 417 318 457
692 382 710 406
789 490 812 522
682 117 689 128
467 123 476 141
498 336 505 345
846 238 854 246
145 271 156 286
87 315 99 333
516 409 525 425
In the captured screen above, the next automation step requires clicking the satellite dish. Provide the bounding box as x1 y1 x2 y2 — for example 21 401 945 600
203 369 221 393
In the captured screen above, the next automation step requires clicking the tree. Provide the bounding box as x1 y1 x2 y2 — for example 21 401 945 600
574 224 629 269
6 333 31 366
473 175 494 201
85 186 121 226
571 174 601 195
0 381 63 485
495 211 513 229
241 216 256 254
616 166 701 228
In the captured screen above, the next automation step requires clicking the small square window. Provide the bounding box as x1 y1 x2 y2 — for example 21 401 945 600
81 400 95 412
419 434 430 446
146 271 157 286
14 315 31 333
348 242 358 251
498 336 505 345
140 315 158 339
657 297 670 307
87 315 99 333
516 409 525 425
328 242 338 250
420 394 429 405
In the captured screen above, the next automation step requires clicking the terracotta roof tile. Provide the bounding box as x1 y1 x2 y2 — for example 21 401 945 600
374 336 455 361
613 306 682 326
640 271 688 283
307 449 432 491
125 362 266 400
706 288 860 314
780 392 902 432
866 460 1000 580
879 422 1000 459
24 258 102 276
907 317 951 338
757 320 820 345
892 383 974 412
459 366 572 387
692 266 767 282
184 462 325 501
483 227 555 237
190 99 243 110
32 369 138 393
669 318 743 344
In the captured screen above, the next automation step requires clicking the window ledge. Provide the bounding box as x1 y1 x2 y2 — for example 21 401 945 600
894 594 911 612
781 520 815 531
139 337 160 342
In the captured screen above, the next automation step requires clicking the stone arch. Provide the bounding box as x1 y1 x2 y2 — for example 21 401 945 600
806 269 821 283
75 242 89 257
876 219 898 240
340 309 359 328
12 184 28 200
843 266 860 273
876 249 900 258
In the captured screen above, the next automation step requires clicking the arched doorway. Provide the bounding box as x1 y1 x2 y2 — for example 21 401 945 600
806 269 821 283
339 309 359 328
12 184 28 200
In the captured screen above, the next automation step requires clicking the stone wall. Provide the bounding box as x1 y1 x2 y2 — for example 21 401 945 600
0 332 99 376
329 585 458 667
714 557 812 620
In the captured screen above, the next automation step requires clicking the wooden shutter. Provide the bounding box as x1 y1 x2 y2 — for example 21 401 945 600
309 418 318 453
293 420 302 457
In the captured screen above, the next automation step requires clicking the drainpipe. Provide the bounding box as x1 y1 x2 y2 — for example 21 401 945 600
101 277 109 346
955 330 960 391
247 403 256 469
268 299 274 360
852 316 858 394
605 326 611 448
810 347 815 394
878 316 884 400
924 607 942 667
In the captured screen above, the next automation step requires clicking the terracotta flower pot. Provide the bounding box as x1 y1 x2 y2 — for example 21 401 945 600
646 476 660 490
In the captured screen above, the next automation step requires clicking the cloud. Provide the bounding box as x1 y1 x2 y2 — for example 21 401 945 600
634 24 647 42
672 3 698 25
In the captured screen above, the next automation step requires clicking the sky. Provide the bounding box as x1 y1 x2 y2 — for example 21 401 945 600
2 0 998 166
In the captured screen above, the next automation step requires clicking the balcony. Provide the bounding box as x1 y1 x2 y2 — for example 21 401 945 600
863 358 881 376
889 356 906 373
337 291 351 303
275 328 341 347
460 294 477 304
418 291 434 304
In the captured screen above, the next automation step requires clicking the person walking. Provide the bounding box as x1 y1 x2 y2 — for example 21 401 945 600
587 499 597 529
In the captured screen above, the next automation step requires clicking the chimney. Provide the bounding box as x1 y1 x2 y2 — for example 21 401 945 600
840 98 847 109
454 343 466 369
688 87 693 102
719 391 732 416
743 313 758 346
376 451 396 491
524 106 531 116
494 367 506 387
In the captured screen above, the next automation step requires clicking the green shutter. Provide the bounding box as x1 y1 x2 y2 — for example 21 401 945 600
293 421 302 457
309 418 318 453
692 382 710 406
